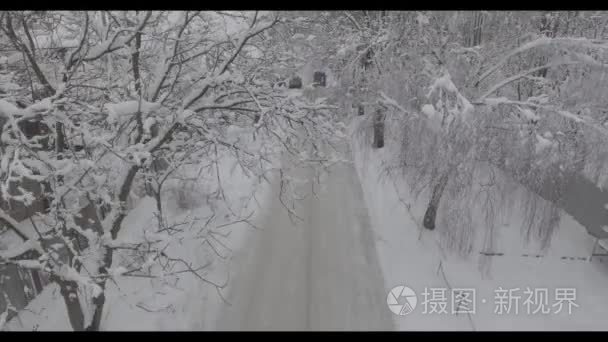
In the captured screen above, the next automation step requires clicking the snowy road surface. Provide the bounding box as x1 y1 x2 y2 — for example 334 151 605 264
215 147 395 330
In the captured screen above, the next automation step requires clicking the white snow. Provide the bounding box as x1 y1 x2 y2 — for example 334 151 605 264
57 265 103 299
0 82 20 93
0 311 7 331
483 97 511 106
176 109 195 124
28 98 53 113
0 239 42 260
519 107 540 122
557 110 584 123
535 134 555 154
34 33 80 49
104 100 161 124
0 100 22 118
598 239 608 252
350 116 608 330
428 72 458 95
427 71 474 122
109 266 128 277
13 260 43 270
416 12 430 25
3 283 74 331
422 104 438 119
167 11 185 25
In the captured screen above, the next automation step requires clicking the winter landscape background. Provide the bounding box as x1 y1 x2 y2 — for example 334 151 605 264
1 10 608 330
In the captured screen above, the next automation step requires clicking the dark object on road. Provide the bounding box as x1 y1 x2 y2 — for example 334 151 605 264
373 108 385 149
313 71 326 87
358 104 364 116
423 174 449 230
288 76 302 89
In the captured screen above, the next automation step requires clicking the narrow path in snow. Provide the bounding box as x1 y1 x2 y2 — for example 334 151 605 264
215 144 394 330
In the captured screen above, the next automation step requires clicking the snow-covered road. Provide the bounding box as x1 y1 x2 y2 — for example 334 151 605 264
215 146 395 330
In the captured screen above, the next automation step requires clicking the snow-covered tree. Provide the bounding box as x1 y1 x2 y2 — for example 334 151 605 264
0 11 341 330
329 11 608 273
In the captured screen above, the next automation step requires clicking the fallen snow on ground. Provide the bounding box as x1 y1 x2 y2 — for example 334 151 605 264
349 115 608 331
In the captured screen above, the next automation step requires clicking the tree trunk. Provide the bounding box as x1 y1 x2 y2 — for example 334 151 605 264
87 198 113 331
85 239 113 331
30 269 43 294
373 108 385 148
423 173 449 230
56 278 86 331
467 11 483 47
86 272 108 331
474 12 483 46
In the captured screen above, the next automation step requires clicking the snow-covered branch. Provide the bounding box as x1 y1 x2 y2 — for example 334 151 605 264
182 15 278 109
476 36 608 87
69 11 152 65
476 60 581 102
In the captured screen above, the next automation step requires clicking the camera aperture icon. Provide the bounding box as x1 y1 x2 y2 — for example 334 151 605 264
387 285 417 316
